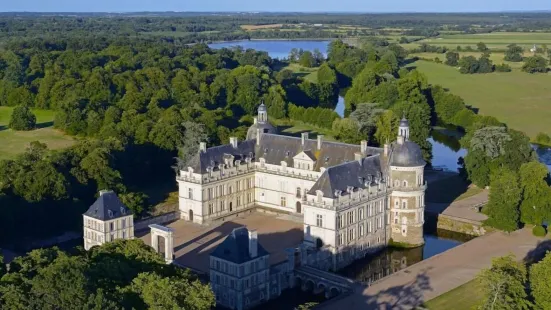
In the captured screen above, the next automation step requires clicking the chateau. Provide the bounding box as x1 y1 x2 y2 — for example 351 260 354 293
177 103 426 271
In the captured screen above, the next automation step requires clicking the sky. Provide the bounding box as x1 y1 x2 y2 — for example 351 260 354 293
1 0 549 13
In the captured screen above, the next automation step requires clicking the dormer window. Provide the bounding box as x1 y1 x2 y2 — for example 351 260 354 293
108 210 113 218
120 207 126 215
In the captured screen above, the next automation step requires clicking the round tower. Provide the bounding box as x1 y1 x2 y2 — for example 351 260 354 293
389 118 426 247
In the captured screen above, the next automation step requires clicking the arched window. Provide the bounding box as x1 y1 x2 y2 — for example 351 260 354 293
402 200 407 209
403 180 408 187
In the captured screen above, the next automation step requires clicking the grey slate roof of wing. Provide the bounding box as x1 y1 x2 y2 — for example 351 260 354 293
186 140 257 173
302 150 317 161
256 134 383 171
308 155 384 198
211 227 269 264
389 141 425 167
84 191 132 220
246 122 277 140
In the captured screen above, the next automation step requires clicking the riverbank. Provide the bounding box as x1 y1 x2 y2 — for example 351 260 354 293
321 227 548 309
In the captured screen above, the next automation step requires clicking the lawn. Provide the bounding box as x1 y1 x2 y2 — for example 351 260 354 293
424 279 483 310
0 107 74 159
408 60 551 138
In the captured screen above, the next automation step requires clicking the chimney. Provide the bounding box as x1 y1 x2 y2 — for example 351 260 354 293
248 229 258 258
199 142 207 153
301 132 309 146
384 143 389 156
253 117 258 124
355 152 363 162
256 128 261 146
230 137 238 148
360 140 368 154
99 189 112 196
317 135 324 149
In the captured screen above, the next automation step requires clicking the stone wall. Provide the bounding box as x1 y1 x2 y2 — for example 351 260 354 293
134 212 180 231
436 214 486 236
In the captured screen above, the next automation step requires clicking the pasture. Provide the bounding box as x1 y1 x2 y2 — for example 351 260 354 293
408 60 551 138
280 63 319 83
404 32 551 51
410 51 529 70
0 107 74 159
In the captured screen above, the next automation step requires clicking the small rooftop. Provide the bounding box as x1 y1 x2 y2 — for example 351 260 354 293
83 190 132 221
211 227 269 264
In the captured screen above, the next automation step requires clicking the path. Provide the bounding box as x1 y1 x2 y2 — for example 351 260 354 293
426 190 489 223
321 228 549 309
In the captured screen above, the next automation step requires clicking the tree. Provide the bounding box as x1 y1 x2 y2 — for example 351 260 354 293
521 56 548 73
299 51 316 68
458 56 479 74
504 44 524 62
519 161 551 226
485 168 521 232
477 55 494 73
477 254 531 310
530 252 551 310
8 105 36 131
332 118 361 144
477 42 488 52
350 103 384 140
535 132 551 145
374 110 399 146
344 67 380 113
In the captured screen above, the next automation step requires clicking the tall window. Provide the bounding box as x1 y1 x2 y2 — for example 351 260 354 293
228 186 233 194
348 229 354 241
237 181 241 192
358 208 364 221
403 181 408 187
110 222 114 231
221 201 225 211
188 188 193 199
316 214 323 227
359 224 364 237
209 203 214 215
394 212 399 224
280 196 287 207
237 196 241 206
247 193 252 203
208 188 213 199
121 219 126 228
296 187 302 198
336 215 341 229
368 220 372 233
402 200 407 209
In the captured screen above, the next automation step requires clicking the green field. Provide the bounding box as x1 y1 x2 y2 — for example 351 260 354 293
425 279 483 309
0 107 74 159
280 63 319 82
408 60 551 138
404 32 551 51
411 51 530 70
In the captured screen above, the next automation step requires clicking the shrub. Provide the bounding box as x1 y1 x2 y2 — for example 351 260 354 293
532 225 547 237
9 105 36 131
494 63 512 72
535 132 551 145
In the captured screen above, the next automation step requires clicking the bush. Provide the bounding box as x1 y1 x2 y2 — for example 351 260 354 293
9 105 36 131
494 63 512 72
535 132 551 145
532 225 547 237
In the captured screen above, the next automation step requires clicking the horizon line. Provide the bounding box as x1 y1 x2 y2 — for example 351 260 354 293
1 10 551 14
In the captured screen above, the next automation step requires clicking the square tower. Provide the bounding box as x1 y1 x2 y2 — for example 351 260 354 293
83 190 134 250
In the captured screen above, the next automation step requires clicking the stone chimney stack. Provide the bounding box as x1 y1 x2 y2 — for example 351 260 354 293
301 132 309 146
256 128 261 146
355 152 363 162
248 229 258 258
99 189 111 196
230 137 238 148
360 140 368 154
253 117 258 124
397 136 405 145
317 135 324 150
199 142 207 153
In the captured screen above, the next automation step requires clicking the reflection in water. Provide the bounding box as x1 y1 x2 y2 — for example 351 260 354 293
338 232 464 284
533 144 551 171
335 96 345 118
208 40 331 60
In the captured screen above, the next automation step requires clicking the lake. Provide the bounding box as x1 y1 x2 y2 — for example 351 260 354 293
209 40 331 60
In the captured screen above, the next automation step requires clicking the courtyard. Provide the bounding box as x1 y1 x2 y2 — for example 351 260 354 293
138 212 304 273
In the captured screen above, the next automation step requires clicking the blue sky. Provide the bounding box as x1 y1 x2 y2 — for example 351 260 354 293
1 0 549 13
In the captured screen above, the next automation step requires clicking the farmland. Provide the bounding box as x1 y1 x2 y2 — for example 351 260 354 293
408 60 551 138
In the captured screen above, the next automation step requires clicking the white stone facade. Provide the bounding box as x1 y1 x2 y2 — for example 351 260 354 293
83 214 134 250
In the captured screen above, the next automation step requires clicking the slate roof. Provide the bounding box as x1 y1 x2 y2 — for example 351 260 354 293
256 134 383 171
389 141 425 167
399 118 409 127
246 121 277 140
187 140 257 174
186 134 384 174
83 190 132 220
211 227 269 264
308 155 385 198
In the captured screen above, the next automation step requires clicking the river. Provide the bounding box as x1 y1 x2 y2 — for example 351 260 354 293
209 40 331 60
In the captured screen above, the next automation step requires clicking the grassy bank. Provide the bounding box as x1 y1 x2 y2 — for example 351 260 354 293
425 279 483 309
0 107 74 159
408 60 551 137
